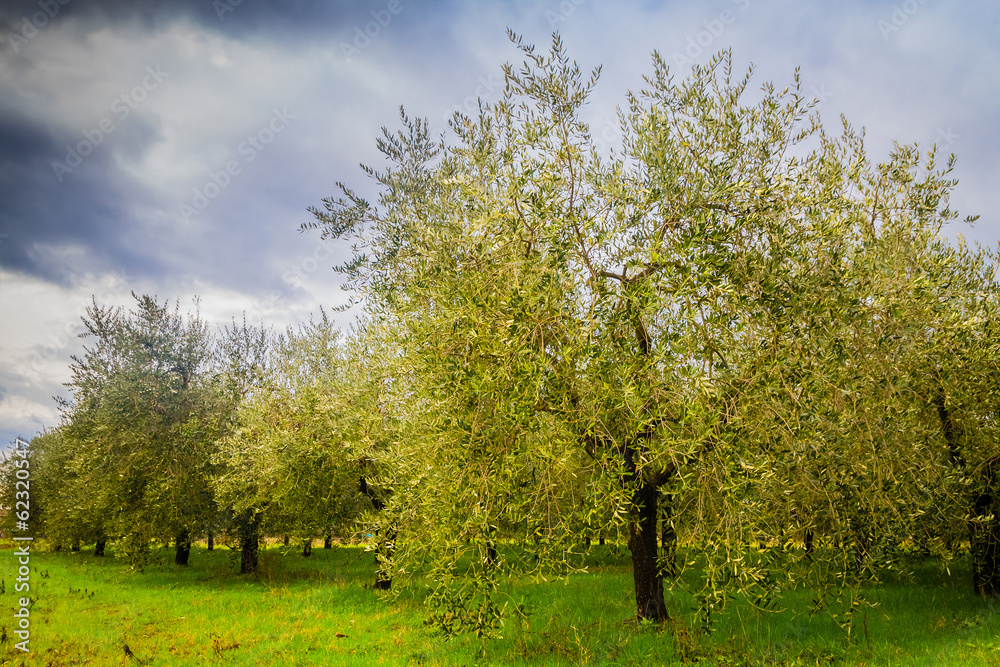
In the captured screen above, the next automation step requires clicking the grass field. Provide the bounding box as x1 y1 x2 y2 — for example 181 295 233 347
1 539 999 666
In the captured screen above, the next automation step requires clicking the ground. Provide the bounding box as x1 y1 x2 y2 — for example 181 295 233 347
1 539 999 665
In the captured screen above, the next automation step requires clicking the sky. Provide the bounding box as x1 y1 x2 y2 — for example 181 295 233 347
1 0 998 448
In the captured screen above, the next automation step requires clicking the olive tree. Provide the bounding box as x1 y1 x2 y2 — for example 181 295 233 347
305 34 989 628
23 427 110 554
59 294 223 566
210 315 273 573
0 429 111 553
213 312 369 573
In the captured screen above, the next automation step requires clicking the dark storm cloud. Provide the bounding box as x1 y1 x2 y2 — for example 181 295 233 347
0 0 397 46
0 109 169 285
0 112 51 164
0 0 458 293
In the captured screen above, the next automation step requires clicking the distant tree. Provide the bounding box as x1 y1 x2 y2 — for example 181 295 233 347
58 293 223 567
214 312 368 574
211 315 273 574
15 427 110 553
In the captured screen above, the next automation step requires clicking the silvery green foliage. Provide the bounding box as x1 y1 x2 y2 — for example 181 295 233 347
306 32 999 633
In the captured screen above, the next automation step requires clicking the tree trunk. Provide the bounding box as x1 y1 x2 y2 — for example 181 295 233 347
629 479 668 621
934 393 1000 595
486 540 498 565
238 510 262 574
660 494 677 578
324 531 332 549
972 458 1000 597
360 476 393 591
175 529 192 566
207 531 214 551
374 526 395 591
302 539 312 557
599 535 605 546
622 311 669 621
283 534 289 547
94 539 106 557
804 529 814 560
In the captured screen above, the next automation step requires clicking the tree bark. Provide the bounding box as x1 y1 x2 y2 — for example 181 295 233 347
486 540 498 565
972 458 1000 598
623 307 668 620
361 476 393 590
629 478 668 621
238 510 262 574
660 494 677 578
94 539 106 557
207 531 214 551
175 529 192 565
302 539 312 557
374 525 395 591
804 529 814 560
934 392 1000 596
324 532 332 549
935 393 965 468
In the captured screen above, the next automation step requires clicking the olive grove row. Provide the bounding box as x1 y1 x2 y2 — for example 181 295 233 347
5 36 1000 634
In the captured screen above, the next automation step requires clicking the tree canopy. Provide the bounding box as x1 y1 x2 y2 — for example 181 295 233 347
304 35 1000 629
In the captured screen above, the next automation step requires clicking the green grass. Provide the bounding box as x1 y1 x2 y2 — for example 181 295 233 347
1 539 999 666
